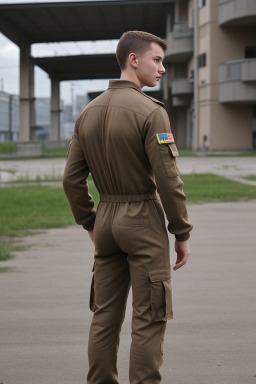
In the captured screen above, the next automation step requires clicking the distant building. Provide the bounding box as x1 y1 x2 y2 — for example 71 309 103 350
34 97 51 140
163 0 256 151
0 91 19 142
0 92 76 142
76 94 89 116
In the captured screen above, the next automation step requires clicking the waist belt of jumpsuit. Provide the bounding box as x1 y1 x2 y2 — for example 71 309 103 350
99 192 158 203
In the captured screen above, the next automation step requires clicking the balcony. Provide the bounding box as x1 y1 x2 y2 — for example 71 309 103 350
219 59 256 103
171 78 194 95
219 0 256 26
171 78 194 106
165 22 194 63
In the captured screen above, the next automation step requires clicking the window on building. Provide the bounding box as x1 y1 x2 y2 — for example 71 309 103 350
198 0 206 8
198 53 207 68
245 46 256 58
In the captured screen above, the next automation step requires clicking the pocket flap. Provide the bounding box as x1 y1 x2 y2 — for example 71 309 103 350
149 268 171 282
168 143 179 157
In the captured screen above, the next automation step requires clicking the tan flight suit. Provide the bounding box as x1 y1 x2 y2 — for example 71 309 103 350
63 80 193 384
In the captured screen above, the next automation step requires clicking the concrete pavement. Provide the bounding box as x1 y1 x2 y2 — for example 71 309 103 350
1 201 256 384
1 156 256 184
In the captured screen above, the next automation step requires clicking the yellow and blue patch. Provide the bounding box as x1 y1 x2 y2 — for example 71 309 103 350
156 133 175 144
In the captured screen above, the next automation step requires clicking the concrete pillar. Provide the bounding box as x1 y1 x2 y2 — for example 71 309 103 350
50 78 61 141
19 41 35 141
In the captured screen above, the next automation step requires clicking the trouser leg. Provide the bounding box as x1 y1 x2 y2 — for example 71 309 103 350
128 257 169 384
87 253 130 384
110 199 172 383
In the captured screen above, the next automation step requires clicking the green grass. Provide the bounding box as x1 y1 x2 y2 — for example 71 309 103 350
242 175 256 182
0 181 99 237
0 141 16 154
178 149 198 157
0 241 32 261
0 180 98 263
0 175 255 237
182 173 256 203
0 241 14 261
0 168 16 174
4 174 63 184
1 174 256 264
0 266 14 273
42 146 68 156
178 149 256 157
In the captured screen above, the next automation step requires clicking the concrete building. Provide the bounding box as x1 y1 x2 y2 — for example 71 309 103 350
0 92 73 142
0 91 19 142
0 0 255 152
163 0 256 151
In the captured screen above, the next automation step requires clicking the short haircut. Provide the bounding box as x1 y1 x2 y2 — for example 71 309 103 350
116 30 167 70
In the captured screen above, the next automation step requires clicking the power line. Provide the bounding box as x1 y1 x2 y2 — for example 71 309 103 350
0 65 19 69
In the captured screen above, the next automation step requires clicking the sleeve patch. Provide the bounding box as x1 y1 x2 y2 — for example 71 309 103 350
156 133 175 144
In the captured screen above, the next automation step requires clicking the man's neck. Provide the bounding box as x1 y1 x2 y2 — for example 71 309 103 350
120 71 142 89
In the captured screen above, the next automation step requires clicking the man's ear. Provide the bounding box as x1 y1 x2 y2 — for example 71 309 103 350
128 53 138 69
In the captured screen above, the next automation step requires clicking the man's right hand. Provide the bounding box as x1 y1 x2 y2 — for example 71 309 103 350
88 229 94 244
173 239 190 271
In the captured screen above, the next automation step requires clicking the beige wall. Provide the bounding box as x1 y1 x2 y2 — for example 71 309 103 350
170 107 187 148
188 0 194 28
210 104 253 150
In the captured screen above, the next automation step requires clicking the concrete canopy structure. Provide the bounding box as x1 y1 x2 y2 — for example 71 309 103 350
0 0 174 142
33 54 120 81
0 0 172 45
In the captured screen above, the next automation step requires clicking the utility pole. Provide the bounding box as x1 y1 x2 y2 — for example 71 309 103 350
71 82 75 119
9 95 13 141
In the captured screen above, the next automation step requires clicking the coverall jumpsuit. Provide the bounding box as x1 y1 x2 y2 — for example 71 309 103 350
63 80 193 384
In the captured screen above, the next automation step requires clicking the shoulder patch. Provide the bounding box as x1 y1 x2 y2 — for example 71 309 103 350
156 133 175 144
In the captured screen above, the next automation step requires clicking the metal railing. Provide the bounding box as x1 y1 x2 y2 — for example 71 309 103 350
173 22 193 39
219 59 256 82
171 78 194 95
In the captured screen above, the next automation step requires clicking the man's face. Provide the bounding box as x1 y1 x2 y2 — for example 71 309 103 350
135 42 165 88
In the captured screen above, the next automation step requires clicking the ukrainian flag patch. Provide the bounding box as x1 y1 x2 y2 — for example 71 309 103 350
156 133 175 144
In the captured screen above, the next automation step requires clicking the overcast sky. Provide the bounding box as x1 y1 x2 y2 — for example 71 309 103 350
0 0 121 104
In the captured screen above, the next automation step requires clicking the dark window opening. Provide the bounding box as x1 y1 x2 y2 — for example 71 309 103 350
245 46 256 58
198 0 206 8
198 53 207 68
253 131 256 150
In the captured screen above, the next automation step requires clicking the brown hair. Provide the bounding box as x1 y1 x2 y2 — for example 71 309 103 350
116 30 167 70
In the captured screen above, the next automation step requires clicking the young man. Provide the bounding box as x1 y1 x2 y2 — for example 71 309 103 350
63 31 193 384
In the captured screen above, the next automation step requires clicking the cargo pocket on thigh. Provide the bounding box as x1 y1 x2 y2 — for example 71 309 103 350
89 263 96 312
149 268 173 321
